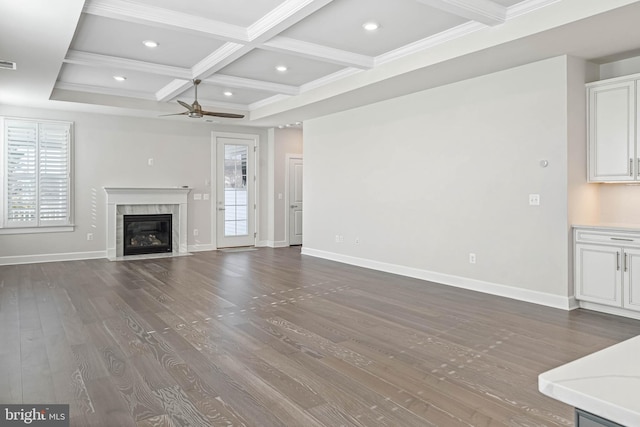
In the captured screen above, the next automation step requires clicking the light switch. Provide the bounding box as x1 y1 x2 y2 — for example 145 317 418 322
278 193 283 200
203 193 210 200
194 193 202 200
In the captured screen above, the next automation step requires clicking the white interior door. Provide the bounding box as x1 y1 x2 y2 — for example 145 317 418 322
216 136 255 248
288 157 303 246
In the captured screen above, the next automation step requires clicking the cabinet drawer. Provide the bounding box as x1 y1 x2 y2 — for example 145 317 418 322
575 230 640 247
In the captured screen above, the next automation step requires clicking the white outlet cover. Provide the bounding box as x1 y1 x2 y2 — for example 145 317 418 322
529 194 540 206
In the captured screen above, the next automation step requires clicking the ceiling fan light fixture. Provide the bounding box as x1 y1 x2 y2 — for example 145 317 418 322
142 40 158 48
363 21 380 31
113 75 126 82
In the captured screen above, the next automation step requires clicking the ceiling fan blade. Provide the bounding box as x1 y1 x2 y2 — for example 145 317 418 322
202 111 245 119
177 100 194 111
159 112 189 117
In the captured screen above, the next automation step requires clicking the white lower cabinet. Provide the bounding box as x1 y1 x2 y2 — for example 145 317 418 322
574 227 640 315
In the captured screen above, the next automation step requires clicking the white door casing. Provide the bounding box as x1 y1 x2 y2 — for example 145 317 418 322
287 156 303 246
213 132 257 248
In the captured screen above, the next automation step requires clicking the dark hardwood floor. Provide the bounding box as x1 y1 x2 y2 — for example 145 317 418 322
1 247 639 426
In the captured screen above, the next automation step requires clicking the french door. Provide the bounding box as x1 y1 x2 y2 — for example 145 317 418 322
214 133 256 248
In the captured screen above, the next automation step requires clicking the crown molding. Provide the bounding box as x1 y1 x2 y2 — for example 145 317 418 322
415 0 506 26
263 36 374 69
54 82 157 100
300 67 362 93
248 94 292 111
83 0 249 42
64 50 192 79
506 0 562 19
205 74 300 96
376 21 484 66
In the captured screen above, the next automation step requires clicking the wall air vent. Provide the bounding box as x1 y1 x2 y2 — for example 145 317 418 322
0 60 17 70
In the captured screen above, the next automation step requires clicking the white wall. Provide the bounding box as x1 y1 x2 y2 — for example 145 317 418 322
0 105 267 262
303 56 586 307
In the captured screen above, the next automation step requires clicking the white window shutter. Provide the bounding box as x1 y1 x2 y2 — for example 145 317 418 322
5 120 38 226
39 123 70 225
3 119 72 228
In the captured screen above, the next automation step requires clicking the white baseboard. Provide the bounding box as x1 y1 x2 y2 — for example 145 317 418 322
578 301 640 320
0 250 107 266
187 244 216 252
260 240 289 248
301 247 575 311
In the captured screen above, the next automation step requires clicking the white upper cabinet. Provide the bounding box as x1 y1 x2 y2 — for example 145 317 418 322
587 79 636 182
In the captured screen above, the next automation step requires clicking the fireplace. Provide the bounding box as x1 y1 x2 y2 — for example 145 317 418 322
123 214 173 256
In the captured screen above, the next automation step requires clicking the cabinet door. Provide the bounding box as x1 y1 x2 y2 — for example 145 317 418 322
623 248 640 311
588 81 636 182
575 244 622 306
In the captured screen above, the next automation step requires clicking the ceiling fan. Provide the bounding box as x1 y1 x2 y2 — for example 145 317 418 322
163 79 245 119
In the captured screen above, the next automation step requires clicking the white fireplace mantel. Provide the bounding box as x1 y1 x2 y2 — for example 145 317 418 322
104 187 191 260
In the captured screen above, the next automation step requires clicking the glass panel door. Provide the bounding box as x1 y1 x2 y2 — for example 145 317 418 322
215 135 255 248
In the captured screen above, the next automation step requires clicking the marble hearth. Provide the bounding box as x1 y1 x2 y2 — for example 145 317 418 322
104 187 191 260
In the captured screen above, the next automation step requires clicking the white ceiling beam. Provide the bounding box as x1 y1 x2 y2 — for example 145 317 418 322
262 37 374 69
247 0 336 42
415 0 506 26
155 79 192 102
205 75 300 96
64 50 192 79
83 0 248 42
54 82 157 100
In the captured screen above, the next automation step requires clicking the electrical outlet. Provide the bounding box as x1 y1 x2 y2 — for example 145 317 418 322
86 233 94 241
469 253 476 264
529 194 540 206
147 158 154 166
335 235 340 243
355 237 360 244
193 229 199 236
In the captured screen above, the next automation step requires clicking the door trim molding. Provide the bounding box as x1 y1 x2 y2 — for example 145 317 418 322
285 153 303 246
211 131 259 249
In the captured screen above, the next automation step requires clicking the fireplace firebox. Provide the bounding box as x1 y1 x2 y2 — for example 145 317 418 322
123 214 172 256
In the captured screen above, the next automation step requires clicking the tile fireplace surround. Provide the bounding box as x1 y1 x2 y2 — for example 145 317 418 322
104 187 191 260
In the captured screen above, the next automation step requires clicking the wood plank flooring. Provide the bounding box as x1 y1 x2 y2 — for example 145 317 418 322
1 247 639 426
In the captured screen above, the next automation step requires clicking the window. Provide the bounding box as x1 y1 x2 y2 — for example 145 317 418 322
1 117 73 233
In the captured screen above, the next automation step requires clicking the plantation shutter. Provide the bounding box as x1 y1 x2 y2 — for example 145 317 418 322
3 119 71 228
38 123 71 225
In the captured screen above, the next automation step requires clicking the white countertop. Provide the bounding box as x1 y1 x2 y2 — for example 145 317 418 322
574 223 640 233
539 335 640 426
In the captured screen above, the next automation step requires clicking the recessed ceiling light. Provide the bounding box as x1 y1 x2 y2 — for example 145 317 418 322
223 91 233 97
142 40 158 48
275 65 288 72
113 76 126 82
278 125 285 129
363 22 380 31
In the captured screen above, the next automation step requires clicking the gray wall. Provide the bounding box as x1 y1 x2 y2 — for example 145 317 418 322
302 56 590 306
0 105 267 261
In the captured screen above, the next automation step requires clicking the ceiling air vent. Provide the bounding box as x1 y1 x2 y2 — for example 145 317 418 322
0 60 17 70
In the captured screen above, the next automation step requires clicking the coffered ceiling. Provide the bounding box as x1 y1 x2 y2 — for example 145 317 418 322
2 0 640 127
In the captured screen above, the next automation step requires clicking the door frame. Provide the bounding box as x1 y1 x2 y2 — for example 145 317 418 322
285 153 303 246
211 131 260 249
